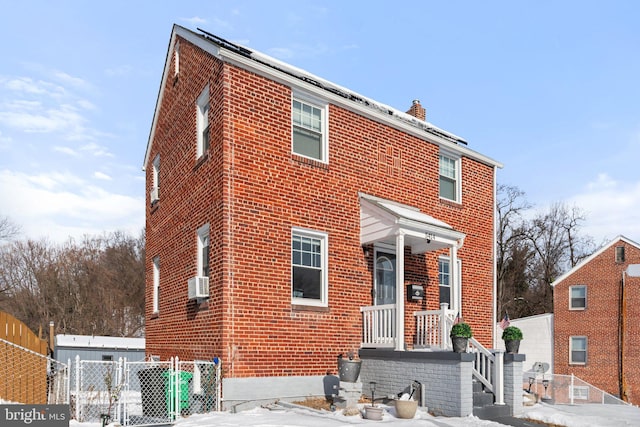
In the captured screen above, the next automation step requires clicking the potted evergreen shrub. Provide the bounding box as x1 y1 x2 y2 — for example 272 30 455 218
502 326 523 354
450 322 472 353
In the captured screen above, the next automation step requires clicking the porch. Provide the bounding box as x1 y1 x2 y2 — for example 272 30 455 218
360 303 510 412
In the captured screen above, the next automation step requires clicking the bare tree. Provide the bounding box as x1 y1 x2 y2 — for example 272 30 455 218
496 186 598 319
0 216 20 242
0 230 145 341
496 184 532 319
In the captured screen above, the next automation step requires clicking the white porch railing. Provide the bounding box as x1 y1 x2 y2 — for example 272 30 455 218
360 304 396 348
414 303 457 349
469 337 505 405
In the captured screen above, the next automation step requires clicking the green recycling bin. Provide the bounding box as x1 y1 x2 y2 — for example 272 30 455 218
163 370 193 417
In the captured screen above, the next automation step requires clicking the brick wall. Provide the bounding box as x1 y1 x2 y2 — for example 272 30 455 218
145 34 496 380
553 239 640 405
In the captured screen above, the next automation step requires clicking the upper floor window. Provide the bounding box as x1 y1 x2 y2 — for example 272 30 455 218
197 224 210 277
570 336 587 365
292 95 328 162
196 85 210 158
292 228 328 307
569 285 586 310
615 246 625 263
151 154 160 203
152 256 160 314
439 152 461 202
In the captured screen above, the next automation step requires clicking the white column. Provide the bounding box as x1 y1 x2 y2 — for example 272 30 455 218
395 232 405 351
450 245 460 314
494 350 505 405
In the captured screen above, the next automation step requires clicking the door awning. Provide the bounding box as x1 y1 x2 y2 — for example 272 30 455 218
360 193 465 254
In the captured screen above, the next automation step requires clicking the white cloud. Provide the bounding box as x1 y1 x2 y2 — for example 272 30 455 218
80 142 113 157
568 173 640 243
181 16 207 26
93 171 112 181
0 169 143 242
53 146 80 157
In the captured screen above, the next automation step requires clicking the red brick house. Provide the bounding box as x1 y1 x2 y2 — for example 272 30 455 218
552 235 640 405
143 25 502 406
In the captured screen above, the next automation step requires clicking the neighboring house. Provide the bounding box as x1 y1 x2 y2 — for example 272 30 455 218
552 235 640 405
143 25 502 406
496 313 554 374
54 334 146 363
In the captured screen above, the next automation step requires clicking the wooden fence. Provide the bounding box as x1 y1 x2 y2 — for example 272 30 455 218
0 311 50 404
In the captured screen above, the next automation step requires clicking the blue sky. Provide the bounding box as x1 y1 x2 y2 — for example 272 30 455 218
1 1 639 243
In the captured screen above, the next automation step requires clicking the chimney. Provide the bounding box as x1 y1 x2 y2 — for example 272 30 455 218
406 99 426 121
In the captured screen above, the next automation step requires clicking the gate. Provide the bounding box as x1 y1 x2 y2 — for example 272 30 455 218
74 356 222 426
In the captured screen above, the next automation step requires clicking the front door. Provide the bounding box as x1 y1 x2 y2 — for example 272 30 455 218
375 250 396 305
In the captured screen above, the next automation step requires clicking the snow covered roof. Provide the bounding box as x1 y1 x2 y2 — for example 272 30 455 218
55 334 145 350
143 25 503 170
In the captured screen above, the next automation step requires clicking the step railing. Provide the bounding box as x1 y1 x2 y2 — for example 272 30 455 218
413 305 505 405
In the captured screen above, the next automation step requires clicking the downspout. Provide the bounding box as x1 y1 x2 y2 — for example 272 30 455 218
619 271 627 401
492 166 498 349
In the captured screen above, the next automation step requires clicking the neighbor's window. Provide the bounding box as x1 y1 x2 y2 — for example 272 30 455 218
569 285 586 310
152 256 160 314
570 336 587 365
292 95 327 162
615 246 625 263
439 151 461 202
151 154 160 203
102 355 113 361
196 85 210 158
292 228 328 306
197 224 210 278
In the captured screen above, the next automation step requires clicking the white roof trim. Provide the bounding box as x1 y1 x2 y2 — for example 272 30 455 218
55 334 145 350
360 193 465 254
550 235 640 287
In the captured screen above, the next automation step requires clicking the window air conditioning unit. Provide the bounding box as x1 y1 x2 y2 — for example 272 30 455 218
188 276 209 300
150 188 159 203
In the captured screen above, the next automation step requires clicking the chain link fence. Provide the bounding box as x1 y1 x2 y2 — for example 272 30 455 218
0 337 69 405
73 356 222 426
522 372 630 406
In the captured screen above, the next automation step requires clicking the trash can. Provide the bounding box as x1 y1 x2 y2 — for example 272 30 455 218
137 367 168 418
163 370 193 416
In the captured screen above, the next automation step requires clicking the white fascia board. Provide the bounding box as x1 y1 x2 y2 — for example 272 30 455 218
550 234 640 287
143 26 221 169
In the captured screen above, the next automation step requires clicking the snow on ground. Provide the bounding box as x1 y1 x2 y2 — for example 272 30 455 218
70 401 640 427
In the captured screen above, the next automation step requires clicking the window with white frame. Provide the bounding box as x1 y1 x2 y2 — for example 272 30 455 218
439 151 461 202
291 228 328 306
570 336 587 365
151 154 160 203
196 85 210 158
197 224 210 278
438 257 451 307
292 95 328 162
152 256 160 314
439 256 461 309
569 285 586 310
